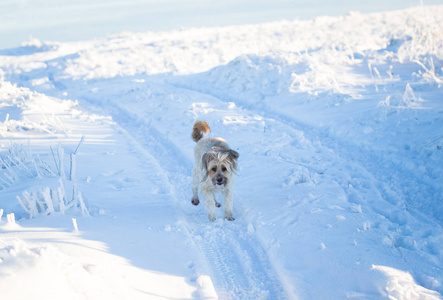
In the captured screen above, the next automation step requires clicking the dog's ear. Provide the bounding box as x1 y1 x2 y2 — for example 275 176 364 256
201 152 215 181
229 150 239 160
202 152 215 170
228 150 239 171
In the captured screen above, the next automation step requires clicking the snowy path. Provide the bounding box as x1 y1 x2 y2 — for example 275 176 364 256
2 70 442 298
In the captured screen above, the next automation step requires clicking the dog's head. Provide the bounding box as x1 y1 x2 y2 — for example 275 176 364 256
202 149 239 188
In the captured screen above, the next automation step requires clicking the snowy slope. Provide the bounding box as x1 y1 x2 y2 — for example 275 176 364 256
1 5 443 299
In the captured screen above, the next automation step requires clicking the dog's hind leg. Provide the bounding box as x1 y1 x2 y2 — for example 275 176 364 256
222 189 235 221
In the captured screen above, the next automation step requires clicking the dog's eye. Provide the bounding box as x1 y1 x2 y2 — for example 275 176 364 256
222 166 227 172
211 167 217 172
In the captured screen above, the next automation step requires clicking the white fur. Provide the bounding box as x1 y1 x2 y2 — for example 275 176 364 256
191 136 238 222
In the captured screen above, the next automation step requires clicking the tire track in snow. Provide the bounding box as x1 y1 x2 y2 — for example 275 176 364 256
90 100 288 299
191 220 285 299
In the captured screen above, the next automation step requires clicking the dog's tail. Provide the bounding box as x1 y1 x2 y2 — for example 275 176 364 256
192 121 210 142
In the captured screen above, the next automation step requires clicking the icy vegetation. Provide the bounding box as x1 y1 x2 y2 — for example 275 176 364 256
1 5 443 299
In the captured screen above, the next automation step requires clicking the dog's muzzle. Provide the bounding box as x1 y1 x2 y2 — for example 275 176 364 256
214 176 227 188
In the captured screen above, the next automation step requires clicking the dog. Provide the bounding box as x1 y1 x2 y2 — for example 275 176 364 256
191 121 239 222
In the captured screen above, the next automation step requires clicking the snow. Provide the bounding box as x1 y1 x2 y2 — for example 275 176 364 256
1 4 443 299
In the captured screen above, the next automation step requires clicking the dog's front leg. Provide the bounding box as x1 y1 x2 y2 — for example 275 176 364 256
222 189 235 221
201 188 216 222
191 167 200 205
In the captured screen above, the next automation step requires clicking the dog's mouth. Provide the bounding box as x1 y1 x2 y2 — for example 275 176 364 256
213 177 227 188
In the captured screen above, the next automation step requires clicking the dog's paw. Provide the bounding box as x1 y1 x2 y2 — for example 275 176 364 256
225 216 235 221
191 198 200 206
215 201 221 208
208 214 216 222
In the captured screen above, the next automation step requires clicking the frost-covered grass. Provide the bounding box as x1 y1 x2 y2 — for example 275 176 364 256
12 141 89 218
0 141 89 218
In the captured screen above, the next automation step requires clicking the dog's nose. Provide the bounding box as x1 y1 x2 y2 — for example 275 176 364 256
217 178 223 184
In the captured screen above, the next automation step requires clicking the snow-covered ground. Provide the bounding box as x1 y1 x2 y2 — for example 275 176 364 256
1 4 443 299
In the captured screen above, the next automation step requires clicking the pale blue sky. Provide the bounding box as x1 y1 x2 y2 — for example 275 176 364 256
1 0 442 49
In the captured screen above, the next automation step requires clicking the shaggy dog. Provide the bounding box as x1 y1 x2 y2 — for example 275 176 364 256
191 121 239 221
